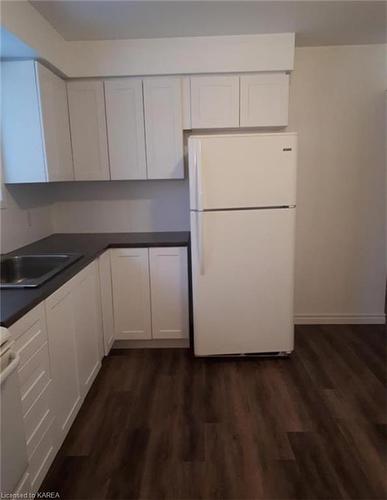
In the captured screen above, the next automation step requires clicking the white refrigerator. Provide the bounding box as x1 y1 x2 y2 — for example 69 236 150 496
189 132 297 356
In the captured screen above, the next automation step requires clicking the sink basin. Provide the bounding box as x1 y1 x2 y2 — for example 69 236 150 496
0 253 83 288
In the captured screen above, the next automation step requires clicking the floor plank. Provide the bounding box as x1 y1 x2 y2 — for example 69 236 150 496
41 325 387 499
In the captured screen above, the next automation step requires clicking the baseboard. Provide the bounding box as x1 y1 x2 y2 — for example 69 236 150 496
294 314 386 325
113 318 385 350
113 338 190 349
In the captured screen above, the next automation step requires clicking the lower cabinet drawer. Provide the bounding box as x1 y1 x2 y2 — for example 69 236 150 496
26 407 53 459
18 343 51 403
14 317 47 369
14 472 31 496
29 420 56 494
23 380 52 448
21 368 51 417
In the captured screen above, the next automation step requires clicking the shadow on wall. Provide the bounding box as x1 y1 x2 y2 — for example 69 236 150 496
49 179 190 233
1 184 54 253
4 182 55 209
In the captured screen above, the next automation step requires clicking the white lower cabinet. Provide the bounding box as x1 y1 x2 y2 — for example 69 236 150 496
7 262 103 494
45 262 102 448
98 251 115 355
110 247 189 341
45 281 81 448
149 247 189 339
6 245 188 492
14 472 31 496
72 262 103 398
110 248 152 340
10 304 56 494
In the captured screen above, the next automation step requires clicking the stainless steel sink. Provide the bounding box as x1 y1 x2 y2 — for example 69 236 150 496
0 253 83 288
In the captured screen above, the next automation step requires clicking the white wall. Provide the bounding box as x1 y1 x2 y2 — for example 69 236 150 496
289 44 386 323
0 184 53 253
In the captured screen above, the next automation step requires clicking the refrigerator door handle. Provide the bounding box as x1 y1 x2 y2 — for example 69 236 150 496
195 143 203 211
197 211 205 275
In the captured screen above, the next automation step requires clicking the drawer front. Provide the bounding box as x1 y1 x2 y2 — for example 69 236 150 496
14 472 31 496
29 420 55 494
18 343 50 402
10 304 45 342
21 367 51 417
14 319 48 370
26 407 53 459
23 380 52 444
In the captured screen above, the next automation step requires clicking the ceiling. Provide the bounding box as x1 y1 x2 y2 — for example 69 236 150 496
29 1 386 46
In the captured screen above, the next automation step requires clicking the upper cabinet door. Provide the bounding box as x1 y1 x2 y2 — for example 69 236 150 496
36 63 74 181
104 78 147 180
67 80 110 181
143 77 184 179
2 61 47 183
190 75 240 129
240 73 289 127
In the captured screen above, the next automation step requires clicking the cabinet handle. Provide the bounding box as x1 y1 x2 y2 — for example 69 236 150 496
195 144 203 211
197 211 205 275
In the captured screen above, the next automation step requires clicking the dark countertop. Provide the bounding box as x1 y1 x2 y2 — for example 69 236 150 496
1 232 190 328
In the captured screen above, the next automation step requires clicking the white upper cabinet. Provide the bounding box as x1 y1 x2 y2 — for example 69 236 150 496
149 247 189 339
143 77 184 179
36 64 74 181
110 248 152 340
181 76 192 130
104 78 147 180
240 73 289 127
2 61 73 183
190 75 240 129
67 80 110 180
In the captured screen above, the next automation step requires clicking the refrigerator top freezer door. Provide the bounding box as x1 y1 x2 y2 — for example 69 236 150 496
189 132 297 210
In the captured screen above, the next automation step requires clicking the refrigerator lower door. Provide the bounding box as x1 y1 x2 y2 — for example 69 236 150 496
190 208 295 356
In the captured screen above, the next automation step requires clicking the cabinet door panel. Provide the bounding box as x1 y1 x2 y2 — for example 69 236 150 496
72 263 102 397
36 63 74 181
240 73 289 127
1 61 47 183
110 248 151 340
45 285 81 444
104 78 147 180
149 247 189 339
143 77 184 179
190 75 239 128
99 251 115 354
67 80 110 180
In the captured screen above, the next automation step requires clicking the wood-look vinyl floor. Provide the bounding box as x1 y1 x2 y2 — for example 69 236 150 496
41 325 387 500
